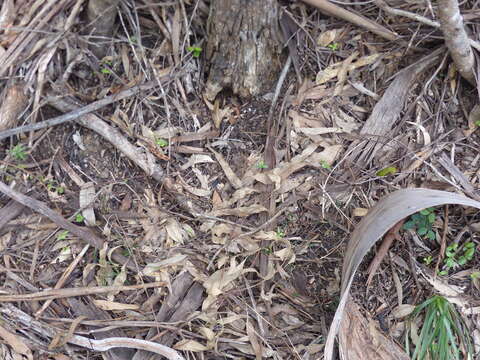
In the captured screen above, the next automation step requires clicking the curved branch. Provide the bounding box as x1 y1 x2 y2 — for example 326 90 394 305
437 0 475 84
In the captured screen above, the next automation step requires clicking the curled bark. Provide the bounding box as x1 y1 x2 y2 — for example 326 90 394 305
437 0 475 84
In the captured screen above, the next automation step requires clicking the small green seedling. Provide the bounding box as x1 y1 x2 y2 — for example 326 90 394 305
57 230 69 241
423 255 433 266
256 160 268 169
406 295 473 360
320 160 331 170
187 46 202 58
376 166 397 177
9 144 27 161
403 207 436 241
276 227 285 238
74 213 85 223
100 67 112 74
475 120 480 127
327 43 339 51
156 138 168 147
439 241 476 275
470 271 480 280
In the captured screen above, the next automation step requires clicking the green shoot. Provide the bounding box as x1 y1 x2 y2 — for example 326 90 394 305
75 214 85 223
276 227 285 238
423 256 433 266
320 160 331 170
57 230 69 241
187 46 202 58
9 144 27 161
156 138 168 147
406 295 473 360
256 160 268 169
376 166 397 177
327 43 339 51
439 242 476 276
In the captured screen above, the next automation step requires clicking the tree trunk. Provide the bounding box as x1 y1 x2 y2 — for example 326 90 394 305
205 0 283 100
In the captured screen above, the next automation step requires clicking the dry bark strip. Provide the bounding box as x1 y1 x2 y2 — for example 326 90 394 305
0 282 165 302
346 47 444 167
0 82 28 131
0 200 25 232
86 0 121 59
301 0 399 41
132 272 203 360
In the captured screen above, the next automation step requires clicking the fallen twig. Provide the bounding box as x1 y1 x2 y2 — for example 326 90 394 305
0 181 136 270
301 0 399 41
0 78 171 142
0 282 165 302
1 304 184 360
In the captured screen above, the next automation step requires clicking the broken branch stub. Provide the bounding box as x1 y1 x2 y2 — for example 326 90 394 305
205 0 282 100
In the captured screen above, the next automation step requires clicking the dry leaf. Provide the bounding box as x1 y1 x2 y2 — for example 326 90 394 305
174 339 209 352
93 300 139 311
317 28 344 46
79 182 96 226
316 54 380 85
0 325 33 360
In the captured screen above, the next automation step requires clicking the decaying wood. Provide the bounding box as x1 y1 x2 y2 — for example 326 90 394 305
132 272 203 360
339 299 410 360
205 0 282 100
86 0 121 59
0 82 28 131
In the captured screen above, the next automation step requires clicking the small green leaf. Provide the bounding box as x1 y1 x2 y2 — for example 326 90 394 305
320 160 331 169
427 230 436 240
420 209 430 216
156 138 168 147
439 270 448 276
100 68 111 74
187 46 202 58
464 247 474 259
464 242 475 249
427 213 435 223
418 227 428 236
458 256 467 266
475 120 480 126
412 214 422 221
75 214 85 223
403 221 415 230
376 166 397 177
57 230 69 241
256 160 268 169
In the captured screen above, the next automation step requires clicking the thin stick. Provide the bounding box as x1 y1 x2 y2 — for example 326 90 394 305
0 78 171 141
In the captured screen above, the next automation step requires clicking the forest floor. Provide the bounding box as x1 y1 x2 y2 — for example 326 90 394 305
0 0 480 359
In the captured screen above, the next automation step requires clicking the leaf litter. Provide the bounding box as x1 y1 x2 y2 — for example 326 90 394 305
0 0 480 359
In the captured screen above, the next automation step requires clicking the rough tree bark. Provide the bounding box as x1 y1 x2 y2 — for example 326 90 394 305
205 0 283 100
437 0 475 84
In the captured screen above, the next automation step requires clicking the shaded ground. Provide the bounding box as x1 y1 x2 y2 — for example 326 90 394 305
0 0 480 359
